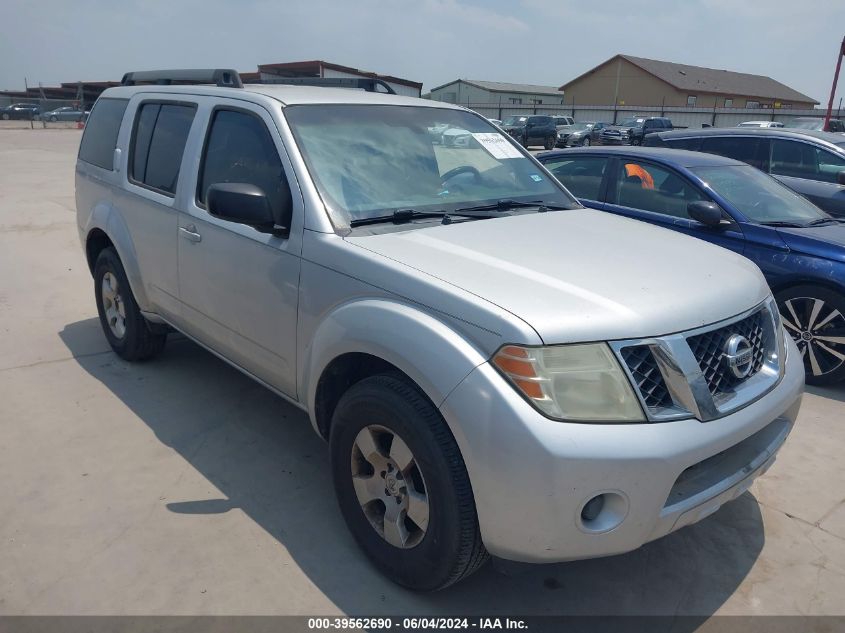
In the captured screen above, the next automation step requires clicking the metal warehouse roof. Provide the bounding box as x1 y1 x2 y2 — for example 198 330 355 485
561 54 819 104
430 78 563 96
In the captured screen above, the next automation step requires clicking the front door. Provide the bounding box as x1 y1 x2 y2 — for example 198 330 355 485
177 102 303 397
603 157 746 255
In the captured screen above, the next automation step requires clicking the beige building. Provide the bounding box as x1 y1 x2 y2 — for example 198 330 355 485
560 54 818 109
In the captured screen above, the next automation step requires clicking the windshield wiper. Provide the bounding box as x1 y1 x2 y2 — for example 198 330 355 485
453 199 571 214
806 217 845 227
759 220 806 228
349 208 497 228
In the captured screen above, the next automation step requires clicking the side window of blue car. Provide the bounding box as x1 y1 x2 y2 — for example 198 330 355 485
542 156 609 201
612 160 707 219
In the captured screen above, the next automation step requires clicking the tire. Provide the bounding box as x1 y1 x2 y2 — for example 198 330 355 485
582 136 591 146
1 113 9 120
50 115 57 122
330 373 488 590
630 136 641 146
776 285 845 385
93 247 166 361
543 135 556 150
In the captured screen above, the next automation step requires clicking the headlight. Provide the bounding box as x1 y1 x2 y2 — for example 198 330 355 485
493 344 645 422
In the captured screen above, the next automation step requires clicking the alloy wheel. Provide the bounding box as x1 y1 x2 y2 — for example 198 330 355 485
583 137 591 146
101 271 127 339
350 424 429 549
779 296 845 378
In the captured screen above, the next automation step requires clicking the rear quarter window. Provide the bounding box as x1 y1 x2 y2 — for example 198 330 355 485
78 98 129 170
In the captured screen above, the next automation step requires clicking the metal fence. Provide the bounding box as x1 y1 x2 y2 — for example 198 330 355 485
0 97 89 129
464 102 845 129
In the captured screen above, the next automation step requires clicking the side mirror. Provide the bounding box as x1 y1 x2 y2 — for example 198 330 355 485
207 183 275 231
688 201 725 227
837 171 845 186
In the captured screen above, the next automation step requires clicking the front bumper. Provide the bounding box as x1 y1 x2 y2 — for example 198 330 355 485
600 135 629 145
439 336 804 563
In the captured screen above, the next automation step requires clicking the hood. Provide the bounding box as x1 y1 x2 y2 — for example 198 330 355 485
605 125 636 133
777 225 845 263
345 209 770 344
502 124 526 132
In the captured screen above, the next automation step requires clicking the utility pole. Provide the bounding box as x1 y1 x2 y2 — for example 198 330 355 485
823 36 845 130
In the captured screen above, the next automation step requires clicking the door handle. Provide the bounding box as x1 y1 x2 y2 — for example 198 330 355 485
179 225 202 243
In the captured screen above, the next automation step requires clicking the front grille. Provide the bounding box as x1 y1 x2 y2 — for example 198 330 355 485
686 310 766 396
621 345 672 410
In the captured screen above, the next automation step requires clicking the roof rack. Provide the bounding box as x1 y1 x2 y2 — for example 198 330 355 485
254 76 396 95
120 69 243 88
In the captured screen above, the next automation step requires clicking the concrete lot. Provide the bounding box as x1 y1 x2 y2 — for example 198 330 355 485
1 128 844 618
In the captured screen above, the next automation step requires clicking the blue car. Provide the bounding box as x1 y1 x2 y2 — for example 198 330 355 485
536 146 845 385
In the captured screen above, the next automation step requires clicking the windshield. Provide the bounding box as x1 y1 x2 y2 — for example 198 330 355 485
692 165 828 224
619 118 645 127
502 116 528 126
787 119 824 131
284 105 576 228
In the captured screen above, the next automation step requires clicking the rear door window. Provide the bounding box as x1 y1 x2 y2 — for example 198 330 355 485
701 136 764 169
130 102 196 196
542 155 609 202
770 139 845 183
78 98 129 170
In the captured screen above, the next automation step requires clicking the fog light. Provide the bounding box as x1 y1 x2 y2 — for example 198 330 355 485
581 495 605 522
577 491 629 533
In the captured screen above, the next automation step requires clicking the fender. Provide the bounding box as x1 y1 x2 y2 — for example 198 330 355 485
85 203 152 312
301 298 490 434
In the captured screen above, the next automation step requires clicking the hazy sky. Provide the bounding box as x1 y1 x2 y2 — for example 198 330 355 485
2 0 843 107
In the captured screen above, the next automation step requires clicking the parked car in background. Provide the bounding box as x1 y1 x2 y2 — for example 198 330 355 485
501 114 557 149
644 128 845 217
555 121 608 147
601 116 673 145
441 126 472 147
552 115 575 129
738 121 784 128
41 106 89 122
786 117 845 133
0 103 40 120
537 145 845 384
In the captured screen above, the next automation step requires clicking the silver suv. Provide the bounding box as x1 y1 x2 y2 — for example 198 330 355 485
76 69 804 590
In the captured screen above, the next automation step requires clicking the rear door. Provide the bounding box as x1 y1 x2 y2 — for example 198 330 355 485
114 97 198 321
767 139 845 217
603 157 746 255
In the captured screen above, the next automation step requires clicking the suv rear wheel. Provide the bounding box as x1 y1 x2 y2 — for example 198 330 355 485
330 373 488 590
776 285 845 385
543 134 556 150
94 247 166 361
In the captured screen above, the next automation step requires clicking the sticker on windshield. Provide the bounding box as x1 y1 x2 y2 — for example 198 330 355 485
471 133 523 159
529 174 543 182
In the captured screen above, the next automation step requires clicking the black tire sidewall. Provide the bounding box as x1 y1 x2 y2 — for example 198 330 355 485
330 375 473 590
776 284 845 385
93 248 147 358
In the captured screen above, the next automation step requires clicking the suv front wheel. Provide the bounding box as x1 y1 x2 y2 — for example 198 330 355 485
94 247 166 361
330 373 488 590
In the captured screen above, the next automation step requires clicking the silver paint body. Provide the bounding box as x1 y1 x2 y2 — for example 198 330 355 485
76 84 804 562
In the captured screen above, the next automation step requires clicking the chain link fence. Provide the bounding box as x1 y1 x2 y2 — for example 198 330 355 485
461 102 844 130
